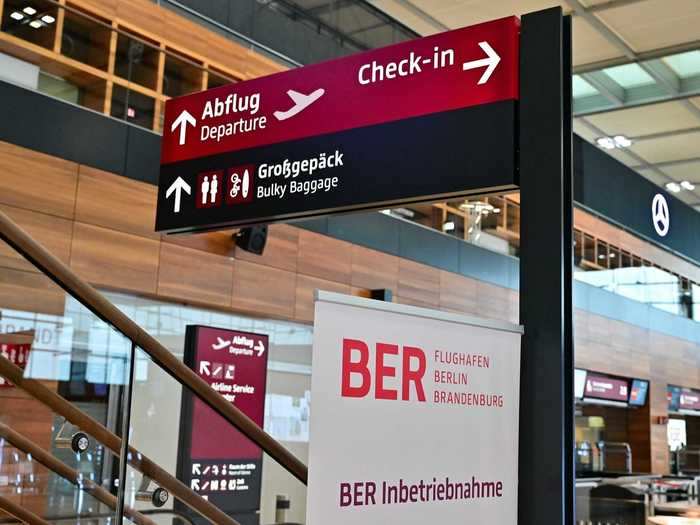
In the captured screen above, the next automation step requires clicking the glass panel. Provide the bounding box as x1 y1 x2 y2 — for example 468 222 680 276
603 63 656 88
662 50 700 79
108 292 311 524
114 30 159 90
583 234 595 266
163 50 203 98
60 6 111 71
573 229 583 266
572 74 598 98
596 240 609 269
207 68 235 90
1 0 59 51
110 85 155 129
620 250 632 269
0 237 135 523
608 246 620 270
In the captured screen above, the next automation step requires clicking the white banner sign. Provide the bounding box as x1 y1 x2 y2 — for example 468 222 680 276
307 292 522 525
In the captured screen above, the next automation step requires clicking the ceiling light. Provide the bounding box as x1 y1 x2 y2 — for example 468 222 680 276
613 135 632 148
598 254 606 260
442 221 455 232
596 137 616 150
22 6 37 15
665 182 681 193
10 11 24 20
609 253 616 258
680 180 696 191
596 135 632 150
41 14 55 24
28 19 43 28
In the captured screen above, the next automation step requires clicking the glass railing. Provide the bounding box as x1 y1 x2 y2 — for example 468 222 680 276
0 204 307 523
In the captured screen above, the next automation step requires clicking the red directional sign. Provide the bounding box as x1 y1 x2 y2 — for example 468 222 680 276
157 16 520 233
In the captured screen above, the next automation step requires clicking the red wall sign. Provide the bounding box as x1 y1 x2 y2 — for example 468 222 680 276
584 373 629 403
0 341 31 388
161 16 519 165
176 325 269 518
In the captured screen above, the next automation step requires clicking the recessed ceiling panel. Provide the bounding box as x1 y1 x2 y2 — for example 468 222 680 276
586 101 700 136
597 0 700 53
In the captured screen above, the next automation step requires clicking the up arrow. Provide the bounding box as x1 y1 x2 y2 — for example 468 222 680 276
462 41 501 85
166 177 191 213
171 110 197 145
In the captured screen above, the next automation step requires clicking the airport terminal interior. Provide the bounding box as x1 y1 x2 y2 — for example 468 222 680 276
0 0 699 524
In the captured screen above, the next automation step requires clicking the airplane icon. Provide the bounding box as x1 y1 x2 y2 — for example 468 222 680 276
274 88 325 121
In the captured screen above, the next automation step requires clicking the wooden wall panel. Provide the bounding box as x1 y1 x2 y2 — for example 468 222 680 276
234 224 299 272
475 281 517 324
439 270 478 315
0 205 73 272
70 222 160 293
0 141 77 218
232 260 296 320
157 242 233 308
75 166 157 239
295 274 352 322
297 230 352 284
397 259 440 307
351 245 399 296
0 268 65 315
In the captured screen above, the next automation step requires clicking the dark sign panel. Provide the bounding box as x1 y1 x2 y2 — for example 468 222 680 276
0 337 32 388
584 373 628 403
680 388 700 411
176 326 269 520
156 17 519 233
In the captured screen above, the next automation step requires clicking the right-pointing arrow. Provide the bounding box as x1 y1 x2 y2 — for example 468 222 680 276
166 176 191 214
170 109 197 145
462 41 501 85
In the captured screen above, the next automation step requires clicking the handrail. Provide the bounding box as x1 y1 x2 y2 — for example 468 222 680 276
0 495 50 525
0 208 308 484
0 423 157 525
0 355 240 525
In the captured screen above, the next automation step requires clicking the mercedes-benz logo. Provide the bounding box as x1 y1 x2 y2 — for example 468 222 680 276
652 193 670 237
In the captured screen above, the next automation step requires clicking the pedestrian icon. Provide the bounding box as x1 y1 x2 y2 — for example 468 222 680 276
196 171 223 208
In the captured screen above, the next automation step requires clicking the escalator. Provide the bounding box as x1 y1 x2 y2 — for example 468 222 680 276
0 207 306 524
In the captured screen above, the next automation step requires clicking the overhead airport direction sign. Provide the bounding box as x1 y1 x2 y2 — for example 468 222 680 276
156 16 519 233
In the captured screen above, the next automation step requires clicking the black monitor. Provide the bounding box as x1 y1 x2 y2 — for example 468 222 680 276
628 379 649 407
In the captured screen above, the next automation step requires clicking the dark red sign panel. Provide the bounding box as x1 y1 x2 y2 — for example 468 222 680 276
156 17 520 233
161 16 519 165
584 373 629 402
0 340 31 388
176 326 269 517
680 388 700 411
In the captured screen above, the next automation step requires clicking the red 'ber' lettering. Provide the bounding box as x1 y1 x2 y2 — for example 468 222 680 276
403 346 426 402
341 338 371 397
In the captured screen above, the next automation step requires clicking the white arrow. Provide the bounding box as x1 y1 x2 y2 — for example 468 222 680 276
255 341 266 357
192 464 201 476
462 41 501 85
166 176 191 213
170 110 197 145
199 361 211 376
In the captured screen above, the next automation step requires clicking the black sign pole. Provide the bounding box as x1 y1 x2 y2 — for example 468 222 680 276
518 7 574 525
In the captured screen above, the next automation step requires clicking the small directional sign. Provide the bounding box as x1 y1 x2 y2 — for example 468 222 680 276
157 16 519 233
